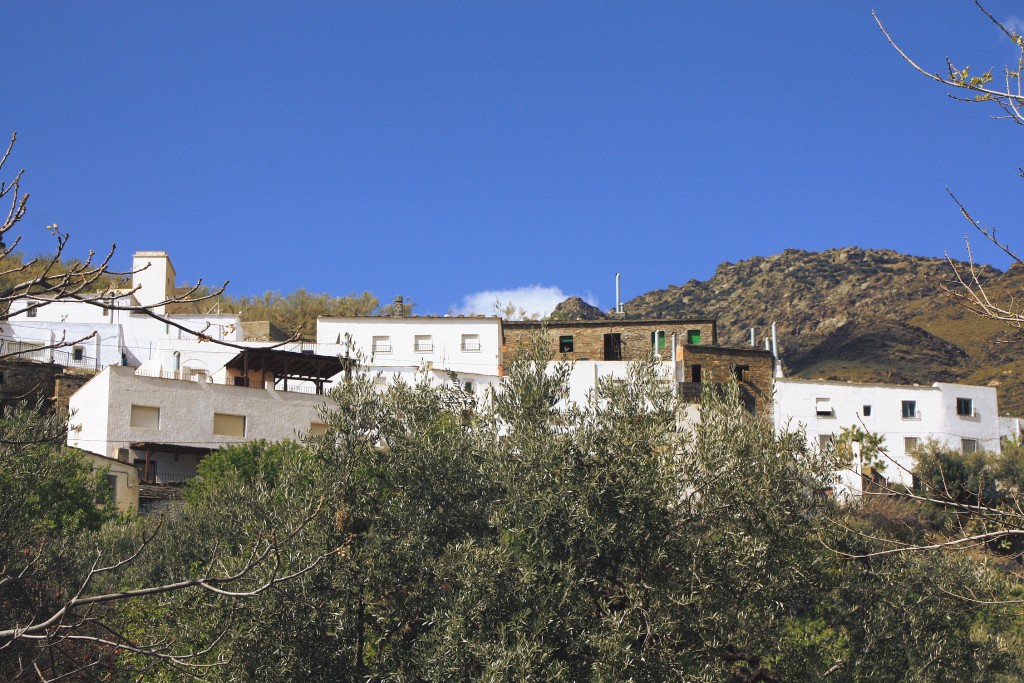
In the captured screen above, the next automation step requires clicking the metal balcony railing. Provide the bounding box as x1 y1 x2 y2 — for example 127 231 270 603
136 470 196 485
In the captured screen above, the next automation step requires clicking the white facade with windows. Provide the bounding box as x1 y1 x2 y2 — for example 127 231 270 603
774 378 1001 490
315 316 503 377
4 251 243 369
68 364 333 485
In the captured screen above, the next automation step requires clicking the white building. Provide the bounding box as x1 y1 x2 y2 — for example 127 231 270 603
68 348 342 509
774 378 1001 491
315 314 504 387
5 251 243 369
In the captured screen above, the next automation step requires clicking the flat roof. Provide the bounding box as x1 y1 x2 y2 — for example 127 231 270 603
775 377 961 391
318 315 502 322
503 318 717 327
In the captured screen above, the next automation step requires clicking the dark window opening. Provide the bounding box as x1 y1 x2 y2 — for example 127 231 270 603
686 329 701 345
73 347 84 361
26 306 36 318
733 364 749 382
690 364 702 383
901 400 917 419
603 333 622 361
956 397 974 417
559 335 574 353
862 405 871 417
97 474 118 505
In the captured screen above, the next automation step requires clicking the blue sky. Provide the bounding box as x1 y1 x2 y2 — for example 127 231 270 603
4 2 1023 315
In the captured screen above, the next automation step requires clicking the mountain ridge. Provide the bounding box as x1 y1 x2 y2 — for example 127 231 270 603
603 246 1024 414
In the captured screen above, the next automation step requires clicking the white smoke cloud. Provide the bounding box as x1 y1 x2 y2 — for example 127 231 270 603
456 285 598 319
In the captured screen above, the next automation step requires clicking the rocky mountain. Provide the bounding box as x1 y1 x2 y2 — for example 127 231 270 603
550 296 606 321
606 247 1024 414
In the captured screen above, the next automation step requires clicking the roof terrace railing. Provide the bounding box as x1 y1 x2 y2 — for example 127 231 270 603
132 368 326 396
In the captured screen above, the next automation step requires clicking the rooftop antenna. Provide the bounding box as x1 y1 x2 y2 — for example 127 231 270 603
615 273 623 315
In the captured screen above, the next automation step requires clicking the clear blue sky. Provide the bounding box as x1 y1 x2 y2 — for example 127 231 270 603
4 1 1023 315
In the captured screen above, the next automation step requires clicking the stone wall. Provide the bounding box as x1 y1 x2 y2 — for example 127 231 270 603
678 345 775 417
0 360 96 413
53 372 95 414
503 319 718 362
242 320 291 342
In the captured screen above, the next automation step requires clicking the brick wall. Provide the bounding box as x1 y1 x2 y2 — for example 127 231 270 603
503 319 718 362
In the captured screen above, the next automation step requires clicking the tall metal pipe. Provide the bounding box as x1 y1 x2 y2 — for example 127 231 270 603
615 273 622 314
771 322 778 360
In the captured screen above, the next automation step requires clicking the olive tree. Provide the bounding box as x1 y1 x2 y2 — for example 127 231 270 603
137 340 1024 681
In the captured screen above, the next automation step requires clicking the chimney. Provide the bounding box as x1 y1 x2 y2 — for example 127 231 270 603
615 273 623 315
393 295 406 318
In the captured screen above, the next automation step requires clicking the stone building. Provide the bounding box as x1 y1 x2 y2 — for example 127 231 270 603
502 319 717 362
503 318 775 417
0 359 94 414
678 344 775 416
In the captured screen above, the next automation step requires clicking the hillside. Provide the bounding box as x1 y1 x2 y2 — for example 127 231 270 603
619 247 1024 415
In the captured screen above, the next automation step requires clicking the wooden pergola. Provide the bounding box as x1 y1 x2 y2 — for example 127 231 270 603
224 348 345 395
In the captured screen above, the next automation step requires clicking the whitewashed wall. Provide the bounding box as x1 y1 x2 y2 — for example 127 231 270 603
68 366 334 479
774 378 1001 489
316 317 503 376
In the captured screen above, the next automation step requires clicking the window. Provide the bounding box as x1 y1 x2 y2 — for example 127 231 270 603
130 405 160 430
72 346 84 361
956 397 974 417
904 436 920 452
651 330 666 351
901 400 918 419
815 398 834 417
461 334 481 352
819 434 834 450
603 333 622 360
372 336 392 354
0 372 5 385
104 474 118 505
690 364 702 383
734 364 749 382
213 413 246 437
559 335 574 353
25 306 36 318
962 438 979 454
414 335 433 353
463 380 474 393
686 329 701 345
862 405 871 417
